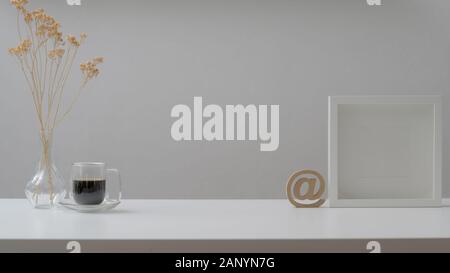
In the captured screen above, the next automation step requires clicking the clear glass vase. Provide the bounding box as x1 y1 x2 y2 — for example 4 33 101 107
25 137 66 209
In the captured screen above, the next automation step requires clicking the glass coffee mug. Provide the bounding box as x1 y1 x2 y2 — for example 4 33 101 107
70 163 122 205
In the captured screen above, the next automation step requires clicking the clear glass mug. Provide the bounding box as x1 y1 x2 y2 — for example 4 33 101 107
70 162 122 205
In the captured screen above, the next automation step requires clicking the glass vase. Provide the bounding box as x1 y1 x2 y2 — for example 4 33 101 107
25 137 66 209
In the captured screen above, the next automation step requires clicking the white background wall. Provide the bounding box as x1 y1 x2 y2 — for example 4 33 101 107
0 0 449 199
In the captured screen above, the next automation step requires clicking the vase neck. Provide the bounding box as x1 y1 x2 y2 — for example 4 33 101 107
39 138 54 168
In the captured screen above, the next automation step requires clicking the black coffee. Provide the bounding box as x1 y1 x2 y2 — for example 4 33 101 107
73 180 106 205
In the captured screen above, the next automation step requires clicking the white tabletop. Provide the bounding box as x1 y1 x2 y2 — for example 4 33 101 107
1 199 450 241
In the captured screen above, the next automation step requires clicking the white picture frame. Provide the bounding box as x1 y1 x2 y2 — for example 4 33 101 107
328 96 442 207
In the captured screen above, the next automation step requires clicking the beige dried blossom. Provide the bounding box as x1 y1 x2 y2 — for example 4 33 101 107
80 32 87 43
8 0 105 121
80 57 104 80
48 48 65 59
31 8 45 20
67 35 80 47
10 0 28 14
24 12 33 23
93 57 104 64
29 9 62 41
8 39 32 56
8 0 103 126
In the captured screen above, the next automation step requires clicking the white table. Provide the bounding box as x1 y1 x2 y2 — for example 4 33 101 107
1 199 450 252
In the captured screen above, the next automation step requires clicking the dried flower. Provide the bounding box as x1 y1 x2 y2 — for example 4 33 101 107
8 0 103 134
31 8 45 20
48 48 65 59
24 12 33 23
10 0 28 14
93 57 104 64
80 57 104 80
67 35 80 47
80 32 87 43
8 39 32 56
8 0 104 206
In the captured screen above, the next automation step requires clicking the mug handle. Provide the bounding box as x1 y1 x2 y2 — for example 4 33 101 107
106 168 122 201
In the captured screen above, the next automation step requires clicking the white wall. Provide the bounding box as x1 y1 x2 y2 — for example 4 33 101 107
0 0 449 198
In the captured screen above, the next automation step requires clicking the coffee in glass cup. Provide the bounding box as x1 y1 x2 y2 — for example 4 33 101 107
71 162 121 205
